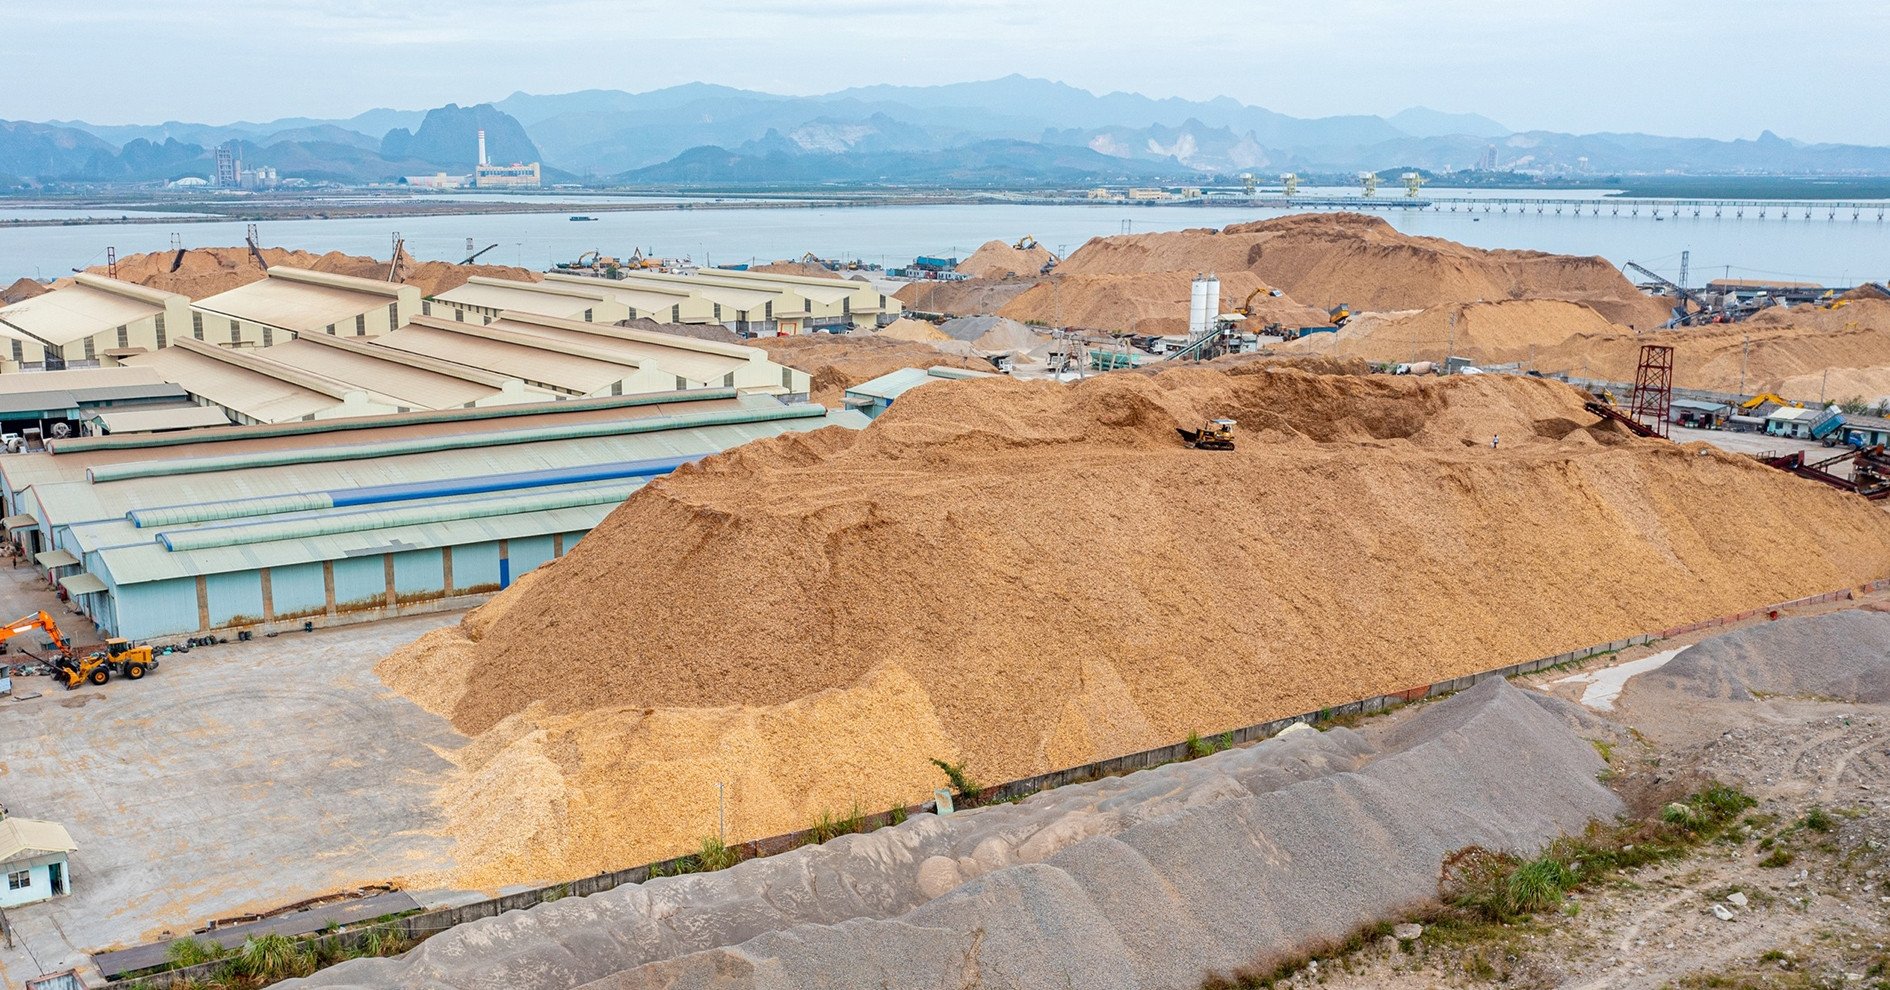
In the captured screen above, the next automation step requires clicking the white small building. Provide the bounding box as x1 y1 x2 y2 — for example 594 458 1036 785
1764 406 1817 439
0 816 77 907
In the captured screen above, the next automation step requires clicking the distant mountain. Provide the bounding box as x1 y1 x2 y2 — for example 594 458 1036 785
381 103 540 169
1387 107 1510 139
0 120 116 178
9 77 1890 187
623 139 1189 186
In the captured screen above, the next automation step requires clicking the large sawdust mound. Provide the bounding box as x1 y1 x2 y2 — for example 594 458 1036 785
1536 321 1890 399
92 247 542 300
746 261 845 280
2 277 49 304
998 271 1329 335
1056 213 1673 326
957 239 1056 279
875 317 953 343
894 278 1036 316
1291 299 1628 365
751 335 991 405
379 366 1890 887
1744 298 1890 332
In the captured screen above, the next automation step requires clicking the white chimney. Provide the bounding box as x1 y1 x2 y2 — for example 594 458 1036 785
477 129 488 167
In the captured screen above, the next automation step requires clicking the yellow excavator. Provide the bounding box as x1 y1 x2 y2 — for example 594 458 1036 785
1327 303 1353 325
5 611 157 689
1740 393 1803 411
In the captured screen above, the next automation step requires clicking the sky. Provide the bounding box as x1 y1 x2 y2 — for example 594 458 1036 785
13 0 1890 145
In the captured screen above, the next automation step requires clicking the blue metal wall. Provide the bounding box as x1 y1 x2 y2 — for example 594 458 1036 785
269 562 328 619
331 556 384 612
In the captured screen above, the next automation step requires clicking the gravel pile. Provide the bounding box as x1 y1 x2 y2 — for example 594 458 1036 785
1639 608 1890 705
291 679 1618 990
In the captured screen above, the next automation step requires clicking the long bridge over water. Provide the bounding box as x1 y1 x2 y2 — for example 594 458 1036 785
1198 195 1890 221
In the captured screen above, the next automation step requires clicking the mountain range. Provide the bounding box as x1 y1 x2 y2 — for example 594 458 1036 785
5 76 1890 189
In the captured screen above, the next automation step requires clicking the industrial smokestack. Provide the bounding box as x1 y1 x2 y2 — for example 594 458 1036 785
477 129 488 167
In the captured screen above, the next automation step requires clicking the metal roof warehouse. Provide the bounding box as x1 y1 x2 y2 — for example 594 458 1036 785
0 392 866 640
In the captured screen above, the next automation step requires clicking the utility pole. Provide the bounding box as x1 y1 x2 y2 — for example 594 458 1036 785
1741 335 1749 395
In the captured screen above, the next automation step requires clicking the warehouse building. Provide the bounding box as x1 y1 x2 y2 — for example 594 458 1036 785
0 367 199 439
538 273 712 325
187 267 420 347
373 313 811 398
708 267 899 333
0 392 866 639
125 332 556 424
425 276 628 325
843 366 993 419
0 274 191 370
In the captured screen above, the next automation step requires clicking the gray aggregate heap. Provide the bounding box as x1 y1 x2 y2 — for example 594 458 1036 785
292 679 1618 990
1644 608 1890 705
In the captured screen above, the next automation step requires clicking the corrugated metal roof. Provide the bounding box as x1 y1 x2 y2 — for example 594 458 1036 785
34 548 78 566
0 367 166 395
497 320 746 383
256 338 525 410
91 405 232 434
74 409 867 583
99 502 620 584
0 391 79 416
433 280 603 318
194 277 394 332
375 322 638 394
122 346 360 422
0 282 165 346
0 818 77 864
59 571 106 594
845 367 933 402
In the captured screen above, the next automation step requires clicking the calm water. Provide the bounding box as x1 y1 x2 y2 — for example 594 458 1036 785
4 192 1887 286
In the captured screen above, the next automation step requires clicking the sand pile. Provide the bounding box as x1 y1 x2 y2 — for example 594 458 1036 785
1536 321 1890 399
746 261 845 280
299 679 1616 990
1 277 48 304
374 365 1890 887
996 271 1329 335
1290 299 1628 365
1744 298 1890 332
750 335 990 405
91 247 542 300
893 278 1037 317
1054 213 1673 327
622 317 743 346
875 317 953 343
1633 610 1890 708
957 239 1057 280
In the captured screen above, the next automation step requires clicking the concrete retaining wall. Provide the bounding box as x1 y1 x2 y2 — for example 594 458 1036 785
101 578 1888 988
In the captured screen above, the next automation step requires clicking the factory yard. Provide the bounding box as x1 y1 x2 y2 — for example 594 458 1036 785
3 211 1890 990
0 563 470 981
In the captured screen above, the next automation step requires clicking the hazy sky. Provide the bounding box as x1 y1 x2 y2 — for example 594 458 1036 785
16 0 1888 144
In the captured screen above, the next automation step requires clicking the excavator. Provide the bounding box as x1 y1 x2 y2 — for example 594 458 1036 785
1740 393 1803 412
1327 303 1353 326
4 612 157 689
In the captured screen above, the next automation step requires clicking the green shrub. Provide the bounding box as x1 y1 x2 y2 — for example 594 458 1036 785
1802 807 1835 833
929 758 980 800
231 932 314 980
165 936 225 969
695 834 741 872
